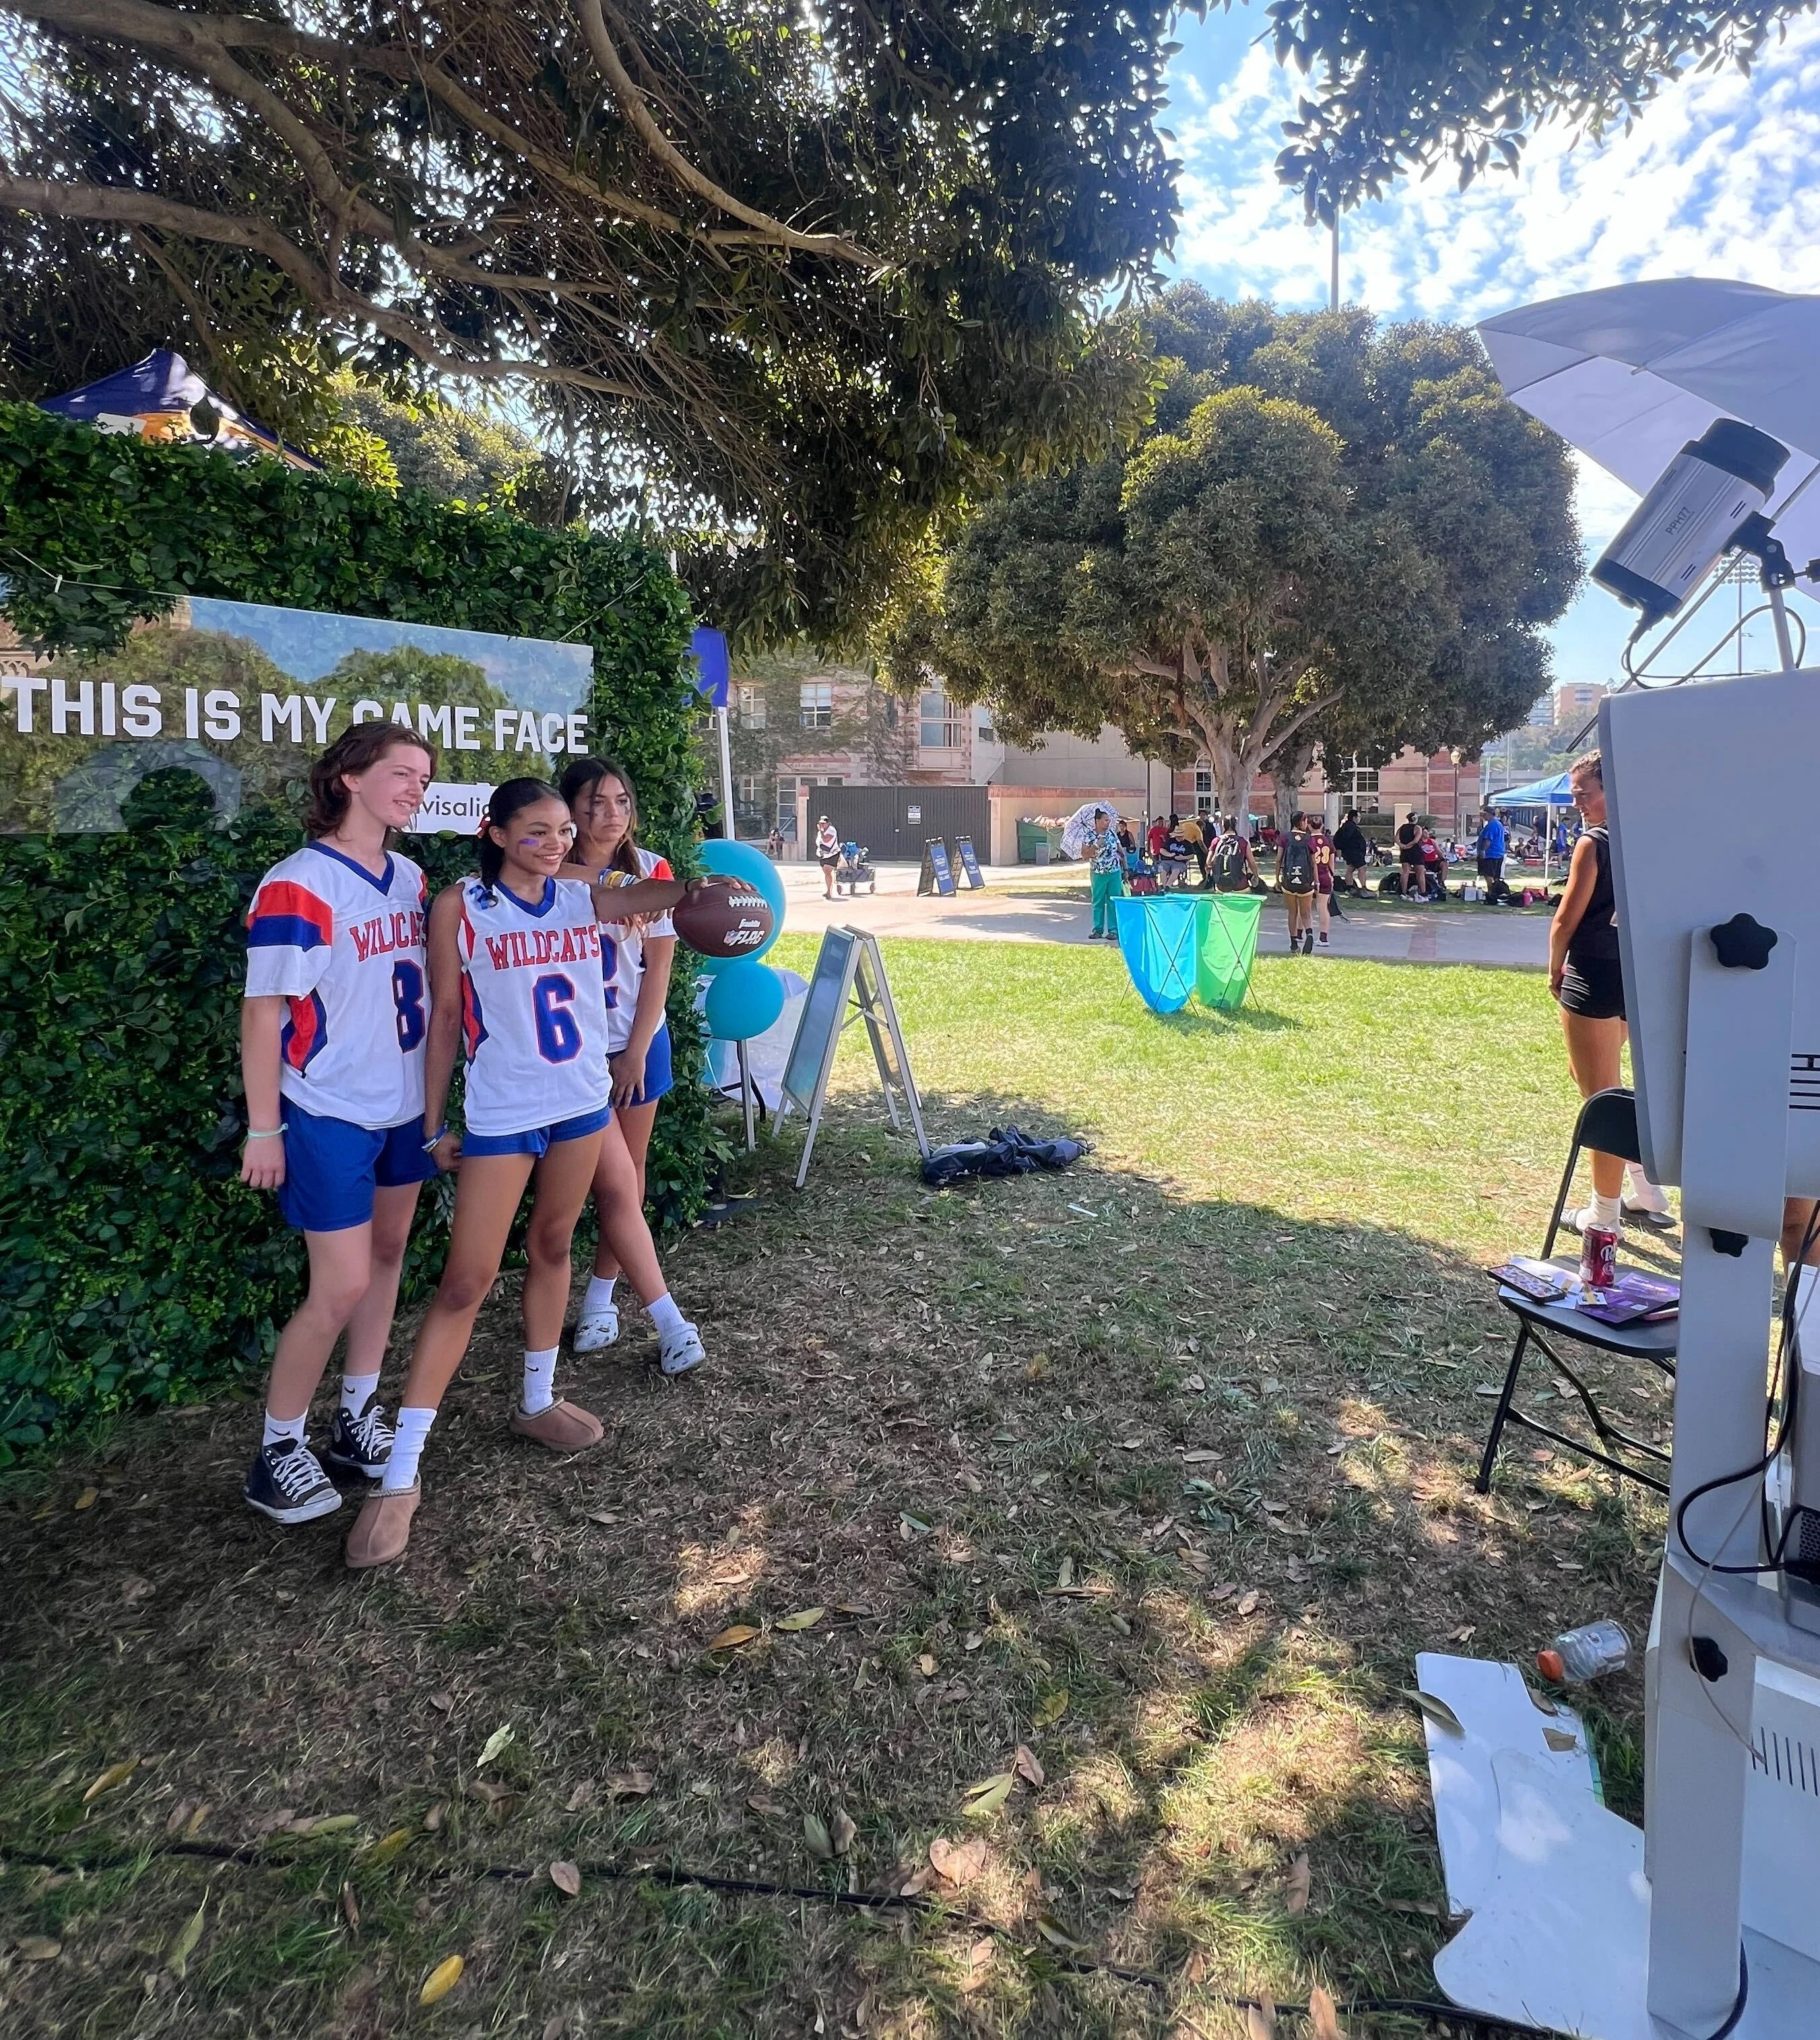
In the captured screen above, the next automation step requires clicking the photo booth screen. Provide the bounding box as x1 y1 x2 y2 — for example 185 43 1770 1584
1604 665 1820 1199
0 596 593 833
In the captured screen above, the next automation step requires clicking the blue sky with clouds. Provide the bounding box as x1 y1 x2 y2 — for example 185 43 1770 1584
1160 9 1820 698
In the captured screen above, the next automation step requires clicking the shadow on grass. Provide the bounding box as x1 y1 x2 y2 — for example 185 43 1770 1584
0 1084 1673 2038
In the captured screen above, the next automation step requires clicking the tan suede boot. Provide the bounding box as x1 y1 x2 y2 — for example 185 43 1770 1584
509 1400 605 1453
345 1482 420 1569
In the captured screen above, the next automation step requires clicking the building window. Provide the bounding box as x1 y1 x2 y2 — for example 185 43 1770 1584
736 774 762 812
919 688 963 749
799 680 833 731
736 684 766 730
775 775 800 824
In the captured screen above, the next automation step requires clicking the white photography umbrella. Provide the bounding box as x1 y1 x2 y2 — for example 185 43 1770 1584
1478 279 1820 567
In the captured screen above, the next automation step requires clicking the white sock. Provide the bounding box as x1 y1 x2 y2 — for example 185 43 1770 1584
1587 1190 1622 1229
1623 1164 1670 1212
340 1371 381 1419
263 1411 306 1453
384 1406 436 1492
583 1274 618 1317
647 1291 686 1341
521 1346 558 1417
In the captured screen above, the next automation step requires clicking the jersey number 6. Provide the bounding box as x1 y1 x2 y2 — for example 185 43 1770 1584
531 973 583 1063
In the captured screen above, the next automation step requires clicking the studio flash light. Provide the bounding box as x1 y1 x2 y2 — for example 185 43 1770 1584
1593 418 1789 622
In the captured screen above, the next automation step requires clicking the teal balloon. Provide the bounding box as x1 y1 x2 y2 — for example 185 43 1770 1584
705 959 786 1041
697 837 785 970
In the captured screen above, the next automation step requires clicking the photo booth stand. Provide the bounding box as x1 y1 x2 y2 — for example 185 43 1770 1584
776 926 928 1189
1427 661 1820 2040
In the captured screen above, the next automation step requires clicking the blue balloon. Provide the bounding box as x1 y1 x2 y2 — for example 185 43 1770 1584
705 958 787 1041
697 836 786 970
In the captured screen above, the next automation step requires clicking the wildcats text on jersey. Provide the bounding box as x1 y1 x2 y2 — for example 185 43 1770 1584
479 923 603 973
349 908 428 964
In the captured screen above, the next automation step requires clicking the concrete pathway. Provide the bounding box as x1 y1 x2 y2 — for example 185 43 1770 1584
775 863 1549 969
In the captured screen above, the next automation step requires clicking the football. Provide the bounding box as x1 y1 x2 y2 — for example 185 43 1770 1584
672 876 776 960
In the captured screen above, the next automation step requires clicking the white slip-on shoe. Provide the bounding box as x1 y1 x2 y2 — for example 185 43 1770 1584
573 1303 620 1354
658 1323 707 1377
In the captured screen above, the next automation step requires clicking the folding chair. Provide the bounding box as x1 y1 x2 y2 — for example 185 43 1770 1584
1474 1087 1679 1495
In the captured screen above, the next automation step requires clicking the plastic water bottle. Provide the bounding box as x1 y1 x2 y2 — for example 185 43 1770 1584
1537 1620 1629 1684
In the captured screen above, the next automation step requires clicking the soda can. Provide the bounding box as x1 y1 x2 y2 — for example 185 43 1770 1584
1580 1226 1617 1292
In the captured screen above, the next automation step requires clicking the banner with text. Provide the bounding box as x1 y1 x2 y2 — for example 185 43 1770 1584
0 595 593 831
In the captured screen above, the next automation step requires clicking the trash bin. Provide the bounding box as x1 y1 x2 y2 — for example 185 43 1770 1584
1194 895 1262 1010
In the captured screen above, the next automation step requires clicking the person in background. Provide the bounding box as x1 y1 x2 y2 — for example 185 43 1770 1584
1280 812 1317 954
1396 812 1425 899
1158 812 1190 889
766 822 784 861
1418 826 1445 900
1334 806 1371 892
1175 808 1207 886
1146 813 1170 867
1209 815 1258 893
1086 806 1124 940
814 814 840 898
1309 814 1337 946
1476 806 1510 904
1549 751 1675 1236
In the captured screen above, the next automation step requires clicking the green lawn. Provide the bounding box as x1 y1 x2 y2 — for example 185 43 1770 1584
0 939 1674 2039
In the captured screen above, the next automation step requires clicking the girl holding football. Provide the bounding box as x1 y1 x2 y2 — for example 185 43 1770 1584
558 757 688 1359
240 723 439 1525
345 778 705 1569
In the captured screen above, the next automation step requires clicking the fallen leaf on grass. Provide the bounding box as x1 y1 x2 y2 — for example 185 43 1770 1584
1207 1582 1237 1602
15 1936 61 1961
1286 1851 1311 1915
1054 1556 1075 1590
963 1631 983 1651
1543 1727 1580 1752
419 1954 464 2005
1181 1949 1208 1985
707 1624 758 1651
74 1486 98 1511
961 1773 1014 1817
1032 1689 1069 1727
1245 1996 1279 2040
340 1882 360 1936
1185 1373 1206 1391
1236 1591 1260 1617
928 1835 987 1886
360 1827 414 1868
82 1756 139 1803
899 1514 931 1538
476 1724 514 1767
916 1651 938 1677
548 1860 581 1897
290 1813 358 1839
1035 1914 1091 1954
746 1794 786 1817
583 1510 618 1525
775 1606 826 1632
1182 1449 1221 1466
1400 1689 1465 1736
606 1771 655 1798
830 1806 856 1856
960 1937 996 1992
423 1801 447 1833
1309 1983 1347 2039
428 1692 455 1713
1012 1745 1045 1788
565 1779 595 1813
168 1897 205 1977
804 1812 834 1859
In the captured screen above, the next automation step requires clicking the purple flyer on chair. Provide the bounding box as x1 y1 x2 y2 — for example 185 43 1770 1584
1575 1272 1680 1325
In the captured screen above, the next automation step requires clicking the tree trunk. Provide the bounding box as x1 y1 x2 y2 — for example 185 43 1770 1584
1272 735 1318 841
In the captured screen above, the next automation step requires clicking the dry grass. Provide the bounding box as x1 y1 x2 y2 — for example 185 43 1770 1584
0 939 1682 2037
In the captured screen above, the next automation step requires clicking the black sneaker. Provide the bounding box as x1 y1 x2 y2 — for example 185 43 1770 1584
325 1395 395 1480
244 1437 342 1524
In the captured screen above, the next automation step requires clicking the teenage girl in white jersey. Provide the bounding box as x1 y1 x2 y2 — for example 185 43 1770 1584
558 757 691 1357
345 779 705 1569
240 723 437 1526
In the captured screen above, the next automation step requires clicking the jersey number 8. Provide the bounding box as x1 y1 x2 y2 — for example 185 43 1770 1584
532 973 583 1063
391 961 427 1052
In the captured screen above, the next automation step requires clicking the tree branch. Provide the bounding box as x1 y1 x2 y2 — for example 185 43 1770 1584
572 0 879 265
0 174 647 399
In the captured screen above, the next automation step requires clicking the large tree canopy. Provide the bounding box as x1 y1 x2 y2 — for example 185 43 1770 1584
0 0 1796 640
904 287 1580 819
0 0 1173 639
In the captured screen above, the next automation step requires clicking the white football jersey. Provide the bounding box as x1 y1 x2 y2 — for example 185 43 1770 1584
455 876 611 1136
245 841 429 1129
595 845 675 1051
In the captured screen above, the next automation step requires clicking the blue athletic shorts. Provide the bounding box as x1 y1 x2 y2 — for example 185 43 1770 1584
460 1102 612 1160
613 1022 672 1107
277 1100 437 1234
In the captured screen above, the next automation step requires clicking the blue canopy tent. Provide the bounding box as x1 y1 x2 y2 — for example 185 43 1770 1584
1487 772 1576 884
40 350 321 470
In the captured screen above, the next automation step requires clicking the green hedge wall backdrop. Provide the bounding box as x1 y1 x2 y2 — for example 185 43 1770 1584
0 402 714 1457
